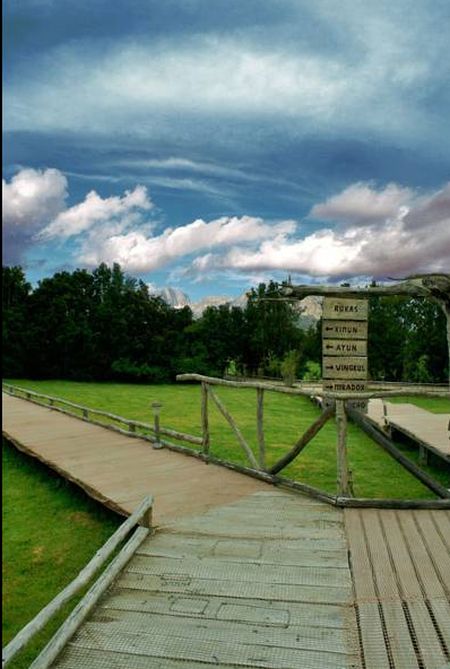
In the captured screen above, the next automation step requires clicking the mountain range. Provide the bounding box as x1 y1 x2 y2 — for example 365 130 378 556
153 286 321 328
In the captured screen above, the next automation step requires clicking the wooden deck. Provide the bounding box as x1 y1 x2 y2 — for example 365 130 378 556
52 490 360 669
2 393 267 524
3 392 450 668
367 399 450 464
346 508 450 669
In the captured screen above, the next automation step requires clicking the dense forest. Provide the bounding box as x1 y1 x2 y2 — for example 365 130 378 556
2 264 448 384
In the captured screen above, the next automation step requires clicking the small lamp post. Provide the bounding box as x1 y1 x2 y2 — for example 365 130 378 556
151 401 163 449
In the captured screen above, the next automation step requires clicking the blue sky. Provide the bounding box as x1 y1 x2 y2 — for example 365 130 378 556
3 0 450 300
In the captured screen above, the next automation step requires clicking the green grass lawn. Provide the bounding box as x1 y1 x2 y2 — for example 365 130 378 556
388 395 450 413
2 439 121 669
5 379 450 499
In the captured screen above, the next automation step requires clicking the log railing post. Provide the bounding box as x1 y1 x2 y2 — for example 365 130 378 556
336 399 351 496
151 402 163 449
256 388 266 469
201 382 210 457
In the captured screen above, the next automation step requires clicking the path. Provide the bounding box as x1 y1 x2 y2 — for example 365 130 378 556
2 393 267 524
3 392 450 668
52 490 360 668
367 399 450 463
346 507 450 669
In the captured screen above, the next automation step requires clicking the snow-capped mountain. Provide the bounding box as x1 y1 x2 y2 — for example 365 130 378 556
152 286 321 327
155 287 191 308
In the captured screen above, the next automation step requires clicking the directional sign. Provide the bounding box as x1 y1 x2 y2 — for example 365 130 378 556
321 296 368 412
322 298 368 321
323 339 367 356
323 356 368 380
323 380 368 393
322 320 368 340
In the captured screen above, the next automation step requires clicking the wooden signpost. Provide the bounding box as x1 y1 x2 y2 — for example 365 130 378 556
322 298 369 412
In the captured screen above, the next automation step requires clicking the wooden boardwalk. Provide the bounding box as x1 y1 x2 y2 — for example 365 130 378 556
346 507 450 669
3 393 450 668
52 490 360 669
367 399 450 463
2 393 267 524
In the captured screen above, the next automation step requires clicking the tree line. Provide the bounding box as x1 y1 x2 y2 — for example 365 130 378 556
2 264 448 384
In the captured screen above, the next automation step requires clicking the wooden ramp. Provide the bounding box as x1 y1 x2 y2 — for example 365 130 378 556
51 490 360 669
367 399 450 464
2 393 267 525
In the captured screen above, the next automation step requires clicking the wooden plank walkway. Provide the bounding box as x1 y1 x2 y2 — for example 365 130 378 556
346 508 450 669
367 399 450 463
3 392 450 667
2 393 268 525
51 490 360 669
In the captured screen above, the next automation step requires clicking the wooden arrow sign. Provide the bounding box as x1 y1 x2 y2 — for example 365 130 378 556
323 339 367 356
322 320 368 340
323 356 368 379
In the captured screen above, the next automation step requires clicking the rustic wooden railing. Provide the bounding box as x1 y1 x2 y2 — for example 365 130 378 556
3 380 449 509
2 496 153 669
2 383 202 450
176 374 450 508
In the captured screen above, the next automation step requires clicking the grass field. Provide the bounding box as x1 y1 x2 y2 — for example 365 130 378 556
2 439 121 669
5 379 450 498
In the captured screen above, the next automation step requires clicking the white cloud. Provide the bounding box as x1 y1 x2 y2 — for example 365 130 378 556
3 167 67 228
38 185 152 239
310 182 415 225
4 168 448 282
79 216 296 272
187 182 450 279
2 167 68 264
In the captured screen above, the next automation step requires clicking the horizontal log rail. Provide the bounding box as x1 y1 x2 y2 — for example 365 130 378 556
176 373 449 400
4 379 449 510
2 496 153 668
177 374 450 506
2 384 202 447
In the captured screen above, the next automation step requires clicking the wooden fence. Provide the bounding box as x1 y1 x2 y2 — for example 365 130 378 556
3 380 450 509
2 496 153 669
176 374 450 508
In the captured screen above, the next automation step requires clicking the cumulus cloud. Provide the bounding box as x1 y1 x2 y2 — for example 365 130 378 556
79 216 296 273
4 168 448 282
38 185 152 240
187 182 450 279
2 167 154 265
2 167 67 263
310 182 415 225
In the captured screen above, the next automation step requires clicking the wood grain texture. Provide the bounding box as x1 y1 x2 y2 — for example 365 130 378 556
2 393 267 524
53 490 360 668
345 507 450 669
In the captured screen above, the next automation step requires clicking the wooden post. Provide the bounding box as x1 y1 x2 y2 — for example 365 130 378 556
151 402 163 449
82 409 88 419
336 400 350 496
256 388 266 469
201 382 210 456
419 445 429 466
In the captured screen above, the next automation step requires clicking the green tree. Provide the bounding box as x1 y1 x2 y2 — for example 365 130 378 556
2 266 31 376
